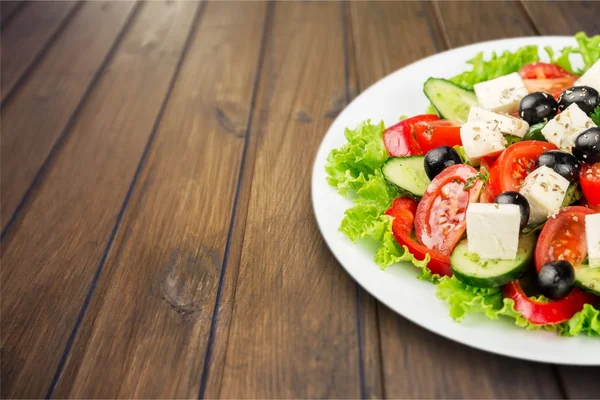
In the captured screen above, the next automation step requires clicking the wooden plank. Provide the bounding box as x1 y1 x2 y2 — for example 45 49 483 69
521 2 600 396
214 3 367 398
350 2 562 398
48 2 267 398
0 1 199 397
1 1 80 102
1 1 26 26
433 0 536 47
521 1 599 36
0 1 135 233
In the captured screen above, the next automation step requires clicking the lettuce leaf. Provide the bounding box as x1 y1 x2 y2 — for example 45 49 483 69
436 276 600 337
591 106 600 126
449 45 539 90
545 32 600 75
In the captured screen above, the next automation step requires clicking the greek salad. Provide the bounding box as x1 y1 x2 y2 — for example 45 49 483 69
325 33 600 336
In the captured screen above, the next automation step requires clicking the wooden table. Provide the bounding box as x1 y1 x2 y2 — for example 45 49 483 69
1 1 598 398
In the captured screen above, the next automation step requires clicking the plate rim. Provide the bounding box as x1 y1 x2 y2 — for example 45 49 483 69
311 35 600 366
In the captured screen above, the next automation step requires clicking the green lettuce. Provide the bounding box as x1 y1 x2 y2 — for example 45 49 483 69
449 45 539 90
437 276 600 337
591 106 600 126
545 32 600 75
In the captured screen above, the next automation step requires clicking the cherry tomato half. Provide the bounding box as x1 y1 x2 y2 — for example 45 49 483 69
580 163 600 207
535 206 595 272
489 141 558 194
520 62 575 80
383 115 439 157
386 197 452 277
413 120 462 153
414 164 484 256
503 281 597 325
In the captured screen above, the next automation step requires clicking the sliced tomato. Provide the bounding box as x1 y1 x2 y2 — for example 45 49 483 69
580 163 600 206
386 198 452 277
535 206 595 272
519 62 575 80
414 164 484 256
489 141 558 194
503 281 597 325
413 120 462 153
522 76 579 98
383 115 439 157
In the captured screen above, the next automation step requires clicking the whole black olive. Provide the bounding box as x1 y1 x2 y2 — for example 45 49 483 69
424 146 462 180
536 150 581 184
538 260 575 300
557 86 600 115
494 191 531 230
519 92 558 125
573 127 600 164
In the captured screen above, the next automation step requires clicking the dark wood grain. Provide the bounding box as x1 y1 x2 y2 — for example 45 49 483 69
0 1 136 233
521 1 599 36
520 2 600 395
0 1 198 397
0 1 26 26
351 2 562 398
1 1 79 102
50 2 268 398
433 0 536 47
214 3 368 398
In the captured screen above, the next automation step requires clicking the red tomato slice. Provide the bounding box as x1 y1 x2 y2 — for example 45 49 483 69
383 115 438 157
489 141 558 194
414 164 484 256
580 163 600 206
386 198 452 277
503 281 597 325
523 76 579 98
535 206 595 272
519 62 576 80
413 120 462 153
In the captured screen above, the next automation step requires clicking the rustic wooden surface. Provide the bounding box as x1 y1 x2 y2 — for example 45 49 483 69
1 1 598 398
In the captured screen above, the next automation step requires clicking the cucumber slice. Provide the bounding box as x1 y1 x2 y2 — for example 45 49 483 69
382 156 430 197
575 264 600 295
451 233 536 288
423 78 478 123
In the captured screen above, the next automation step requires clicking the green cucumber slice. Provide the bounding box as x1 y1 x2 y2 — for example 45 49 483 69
575 264 600 296
423 78 478 123
382 156 430 197
451 233 536 288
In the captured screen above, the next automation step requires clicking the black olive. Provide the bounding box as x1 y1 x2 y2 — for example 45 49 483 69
557 86 600 115
536 150 581 184
494 191 530 230
518 92 558 125
424 146 462 180
573 127 600 164
537 260 575 300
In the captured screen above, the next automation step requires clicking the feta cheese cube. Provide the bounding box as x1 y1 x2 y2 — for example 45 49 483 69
541 103 597 151
466 203 521 259
468 106 530 138
585 213 600 268
519 166 570 225
460 121 507 165
473 72 529 114
575 60 600 92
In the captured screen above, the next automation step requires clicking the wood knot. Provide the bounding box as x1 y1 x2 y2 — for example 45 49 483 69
160 248 219 316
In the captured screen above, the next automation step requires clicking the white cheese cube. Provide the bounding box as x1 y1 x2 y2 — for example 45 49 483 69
468 106 530 138
473 72 529 114
575 60 600 92
541 103 597 151
466 203 521 260
519 166 570 225
585 213 600 268
460 121 507 165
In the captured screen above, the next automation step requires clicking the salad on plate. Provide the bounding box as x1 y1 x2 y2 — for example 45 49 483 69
325 32 600 337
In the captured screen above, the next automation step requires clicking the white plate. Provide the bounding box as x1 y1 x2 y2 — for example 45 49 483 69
312 36 600 365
